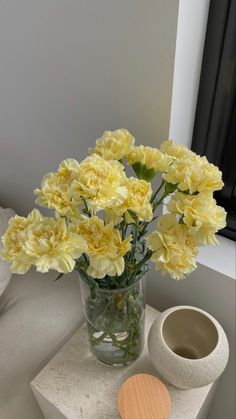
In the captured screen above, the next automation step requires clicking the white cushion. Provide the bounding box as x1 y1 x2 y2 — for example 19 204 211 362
0 269 84 419
0 207 15 296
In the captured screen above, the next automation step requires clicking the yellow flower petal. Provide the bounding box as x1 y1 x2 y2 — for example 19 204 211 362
71 154 128 212
126 145 172 176
163 155 224 194
146 214 198 280
90 129 135 160
73 216 131 278
160 140 195 159
1 209 87 274
106 177 153 223
168 191 226 245
34 159 81 219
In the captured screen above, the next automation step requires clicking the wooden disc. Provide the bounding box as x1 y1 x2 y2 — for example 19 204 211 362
118 373 171 419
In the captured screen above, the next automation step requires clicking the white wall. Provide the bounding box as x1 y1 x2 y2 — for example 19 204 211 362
0 0 179 215
169 0 210 147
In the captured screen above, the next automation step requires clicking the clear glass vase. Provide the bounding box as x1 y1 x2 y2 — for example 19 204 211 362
79 275 145 367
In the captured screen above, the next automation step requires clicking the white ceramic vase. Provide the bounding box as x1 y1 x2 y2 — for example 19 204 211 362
148 305 229 389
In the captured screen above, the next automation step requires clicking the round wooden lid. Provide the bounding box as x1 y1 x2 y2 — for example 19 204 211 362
118 373 171 419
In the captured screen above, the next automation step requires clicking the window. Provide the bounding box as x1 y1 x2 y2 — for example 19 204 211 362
192 0 236 241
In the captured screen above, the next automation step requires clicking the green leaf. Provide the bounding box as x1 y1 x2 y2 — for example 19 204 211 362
132 162 156 181
127 209 139 222
165 182 178 194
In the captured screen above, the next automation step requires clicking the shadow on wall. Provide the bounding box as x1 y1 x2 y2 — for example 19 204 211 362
147 263 236 419
0 0 179 215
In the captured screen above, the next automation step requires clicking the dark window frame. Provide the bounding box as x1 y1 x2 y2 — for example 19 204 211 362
192 0 236 241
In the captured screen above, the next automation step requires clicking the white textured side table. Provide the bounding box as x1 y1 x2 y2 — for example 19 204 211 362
31 305 217 419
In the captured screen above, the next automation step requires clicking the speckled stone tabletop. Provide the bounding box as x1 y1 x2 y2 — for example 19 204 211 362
31 305 216 419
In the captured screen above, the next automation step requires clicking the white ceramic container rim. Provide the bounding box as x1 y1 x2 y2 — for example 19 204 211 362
160 305 220 362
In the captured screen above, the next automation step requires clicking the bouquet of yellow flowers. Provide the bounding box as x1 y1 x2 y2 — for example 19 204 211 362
1 129 226 366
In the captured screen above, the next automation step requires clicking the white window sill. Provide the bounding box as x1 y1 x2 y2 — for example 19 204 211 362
197 235 236 279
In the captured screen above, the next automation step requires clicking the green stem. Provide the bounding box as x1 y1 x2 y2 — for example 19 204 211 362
92 332 107 345
150 179 165 203
75 265 98 298
129 250 153 283
135 249 153 269
81 196 92 217
131 224 138 266
152 191 168 212
121 220 126 240
88 285 144 365
96 296 115 324
109 332 137 358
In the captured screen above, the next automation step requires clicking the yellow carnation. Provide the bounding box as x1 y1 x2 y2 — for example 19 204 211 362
146 214 198 280
1 209 87 274
71 154 128 212
126 145 172 180
1 209 41 274
90 129 135 160
73 216 131 278
35 159 81 219
57 159 81 184
160 140 195 159
168 191 226 245
106 177 153 223
163 155 224 194
25 211 87 273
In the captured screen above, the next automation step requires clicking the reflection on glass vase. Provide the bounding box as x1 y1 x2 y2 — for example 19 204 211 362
79 275 145 367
